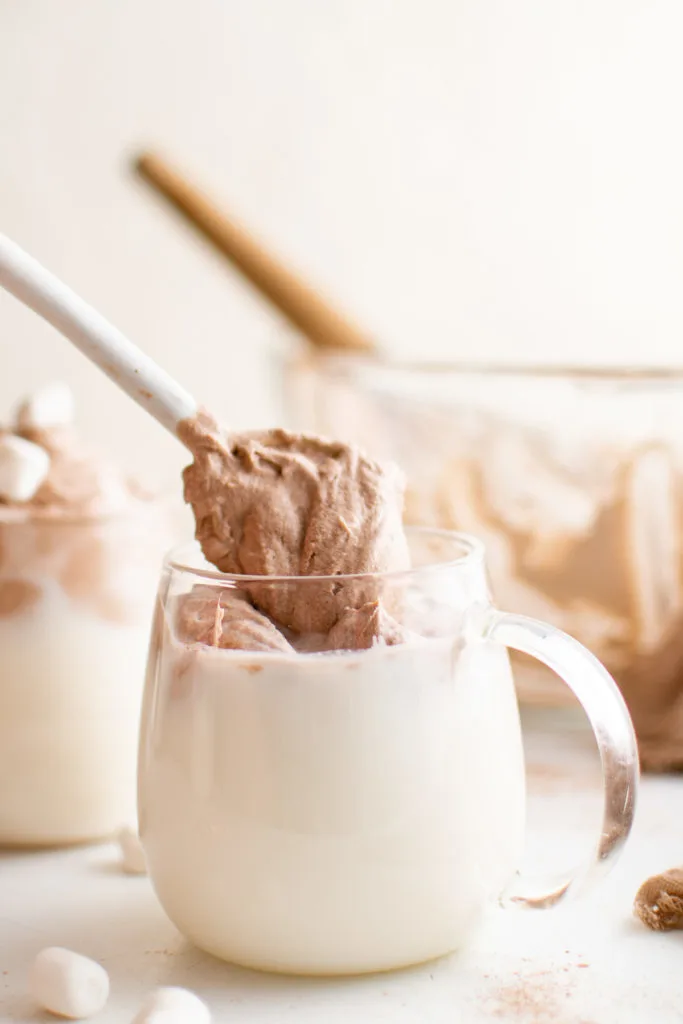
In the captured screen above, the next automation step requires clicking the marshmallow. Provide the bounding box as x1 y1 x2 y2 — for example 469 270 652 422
118 825 147 875
0 434 50 502
30 947 109 1020
16 382 75 431
132 987 211 1023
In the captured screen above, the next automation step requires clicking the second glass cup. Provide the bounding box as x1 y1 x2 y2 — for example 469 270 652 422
0 502 170 846
138 528 638 976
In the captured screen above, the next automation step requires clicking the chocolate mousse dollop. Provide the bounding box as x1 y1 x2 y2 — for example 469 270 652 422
178 411 410 650
174 584 294 654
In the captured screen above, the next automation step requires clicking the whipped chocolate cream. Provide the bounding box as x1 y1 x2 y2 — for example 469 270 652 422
172 585 406 655
174 585 294 654
323 601 405 652
178 412 410 651
12 425 141 516
0 387 161 628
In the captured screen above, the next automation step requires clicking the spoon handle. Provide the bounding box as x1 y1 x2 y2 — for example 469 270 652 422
0 233 197 440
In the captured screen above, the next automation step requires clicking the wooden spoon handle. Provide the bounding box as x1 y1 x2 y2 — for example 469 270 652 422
135 151 376 355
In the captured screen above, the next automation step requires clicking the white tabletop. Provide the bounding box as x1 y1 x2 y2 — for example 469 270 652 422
0 709 681 1024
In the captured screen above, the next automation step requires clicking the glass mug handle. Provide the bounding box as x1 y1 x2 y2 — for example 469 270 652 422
476 607 639 909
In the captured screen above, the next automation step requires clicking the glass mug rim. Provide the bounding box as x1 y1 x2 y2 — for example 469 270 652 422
164 526 486 586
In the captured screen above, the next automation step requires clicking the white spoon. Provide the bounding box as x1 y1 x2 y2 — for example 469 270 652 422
0 233 198 441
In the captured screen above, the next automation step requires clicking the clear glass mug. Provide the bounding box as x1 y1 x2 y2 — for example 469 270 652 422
138 528 638 976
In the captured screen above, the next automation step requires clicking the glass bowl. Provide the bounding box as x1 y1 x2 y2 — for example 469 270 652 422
285 351 683 770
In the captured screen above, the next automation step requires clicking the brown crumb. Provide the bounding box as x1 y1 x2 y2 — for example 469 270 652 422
634 867 683 931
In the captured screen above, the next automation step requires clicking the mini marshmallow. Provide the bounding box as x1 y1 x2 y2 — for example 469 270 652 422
30 947 109 1020
0 434 50 502
131 986 211 1023
118 826 147 875
16 382 75 431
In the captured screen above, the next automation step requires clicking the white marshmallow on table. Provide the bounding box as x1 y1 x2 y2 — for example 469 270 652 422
15 382 75 431
118 825 147 875
0 434 50 502
30 947 109 1020
132 986 211 1023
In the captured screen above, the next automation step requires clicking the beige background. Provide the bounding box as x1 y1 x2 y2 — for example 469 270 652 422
1 0 683 480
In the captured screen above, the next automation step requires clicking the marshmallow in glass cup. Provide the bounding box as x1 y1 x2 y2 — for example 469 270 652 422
0 384 171 846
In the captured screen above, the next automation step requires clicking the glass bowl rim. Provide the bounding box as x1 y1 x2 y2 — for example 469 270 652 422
297 352 683 380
